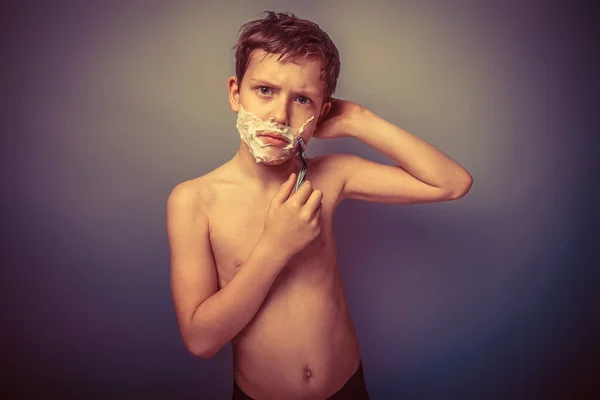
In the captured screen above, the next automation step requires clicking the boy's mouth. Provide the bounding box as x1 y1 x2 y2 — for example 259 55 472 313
257 131 290 145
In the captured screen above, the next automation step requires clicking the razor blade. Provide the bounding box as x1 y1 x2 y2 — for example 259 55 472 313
294 137 307 192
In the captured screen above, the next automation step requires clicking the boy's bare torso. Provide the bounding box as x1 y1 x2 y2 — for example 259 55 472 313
198 155 361 400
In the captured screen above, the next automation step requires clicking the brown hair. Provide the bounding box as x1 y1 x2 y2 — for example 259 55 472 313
232 11 341 104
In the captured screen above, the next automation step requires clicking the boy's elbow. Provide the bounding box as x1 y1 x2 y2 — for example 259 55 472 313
184 335 221 359
186 340 216 359
190 347 217 359
450 174 473 199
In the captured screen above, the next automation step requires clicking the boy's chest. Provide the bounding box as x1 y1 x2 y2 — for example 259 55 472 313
208 181 341 290
209 202 267 287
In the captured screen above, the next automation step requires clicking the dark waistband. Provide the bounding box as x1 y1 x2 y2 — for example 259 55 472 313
232 360 369 400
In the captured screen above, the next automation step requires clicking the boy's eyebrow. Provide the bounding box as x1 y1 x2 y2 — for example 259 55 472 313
249 78 319 98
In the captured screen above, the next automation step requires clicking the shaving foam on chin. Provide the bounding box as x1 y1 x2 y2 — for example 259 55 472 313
236 104 314 163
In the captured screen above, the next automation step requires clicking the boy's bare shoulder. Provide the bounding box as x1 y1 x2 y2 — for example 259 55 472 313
306 153 352 180
167 165 231 216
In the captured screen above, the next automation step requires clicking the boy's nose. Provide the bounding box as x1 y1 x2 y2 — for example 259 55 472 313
268 102 290 127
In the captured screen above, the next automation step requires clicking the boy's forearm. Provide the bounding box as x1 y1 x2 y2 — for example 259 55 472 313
351 108 472 191
185 239 287 358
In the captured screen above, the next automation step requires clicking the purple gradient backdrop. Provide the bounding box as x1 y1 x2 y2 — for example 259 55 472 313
1 1 597 399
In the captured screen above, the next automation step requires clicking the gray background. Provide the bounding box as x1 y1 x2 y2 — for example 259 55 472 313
2 0 597 398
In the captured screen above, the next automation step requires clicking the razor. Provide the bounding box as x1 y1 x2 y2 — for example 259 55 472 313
293 137 307 192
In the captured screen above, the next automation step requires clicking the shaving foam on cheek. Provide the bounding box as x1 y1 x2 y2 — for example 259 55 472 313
236 104 314 163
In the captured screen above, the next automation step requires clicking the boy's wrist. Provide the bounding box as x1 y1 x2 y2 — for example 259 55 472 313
254 234 292 270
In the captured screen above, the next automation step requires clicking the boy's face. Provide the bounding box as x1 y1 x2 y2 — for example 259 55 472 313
228 50 331 164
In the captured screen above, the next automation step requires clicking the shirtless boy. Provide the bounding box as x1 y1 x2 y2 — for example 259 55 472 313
167 11 473 400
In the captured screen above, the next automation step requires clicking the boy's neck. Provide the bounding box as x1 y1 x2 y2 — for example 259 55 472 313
232 141 302 190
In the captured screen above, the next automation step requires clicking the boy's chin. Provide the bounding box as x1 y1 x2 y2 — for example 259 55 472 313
260 157 292 166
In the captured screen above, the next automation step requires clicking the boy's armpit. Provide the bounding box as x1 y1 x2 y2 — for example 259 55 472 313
304 154 348 208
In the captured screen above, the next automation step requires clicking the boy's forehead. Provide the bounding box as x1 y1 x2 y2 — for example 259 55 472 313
245 50 325 93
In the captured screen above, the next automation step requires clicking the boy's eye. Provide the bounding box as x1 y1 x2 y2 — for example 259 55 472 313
297 96 311 105
258 86 272 95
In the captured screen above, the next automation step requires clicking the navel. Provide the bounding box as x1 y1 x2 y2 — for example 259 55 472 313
304 367 313 379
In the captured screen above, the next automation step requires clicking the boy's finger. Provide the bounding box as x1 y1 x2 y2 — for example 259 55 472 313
303 189 323 216
272 173 296 204
288 180 313 206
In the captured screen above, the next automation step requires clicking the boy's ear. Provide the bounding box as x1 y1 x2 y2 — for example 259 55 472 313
228 76 240 112
317 100 332 127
